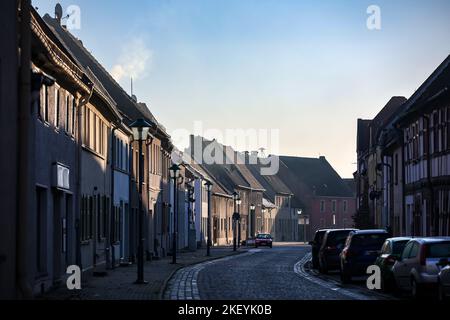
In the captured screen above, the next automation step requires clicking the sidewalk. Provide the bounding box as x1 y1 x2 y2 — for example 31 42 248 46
38 246 247 300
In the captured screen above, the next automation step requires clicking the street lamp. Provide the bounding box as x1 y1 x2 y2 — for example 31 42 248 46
169 164 181 264
297 209 306 244
232 192 240 251
130 118 154 284
261 208 266 233
205 181 213 256
236 196 242 248
250 204 256 237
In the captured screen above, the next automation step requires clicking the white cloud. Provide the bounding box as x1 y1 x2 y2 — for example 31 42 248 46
111 37 152 82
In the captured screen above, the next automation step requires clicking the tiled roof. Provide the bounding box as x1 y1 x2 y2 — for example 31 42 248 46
43 15 159 128
279 156 354 198
245 160 292 202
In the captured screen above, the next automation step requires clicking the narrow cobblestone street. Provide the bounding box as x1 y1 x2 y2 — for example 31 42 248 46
164 243 393 300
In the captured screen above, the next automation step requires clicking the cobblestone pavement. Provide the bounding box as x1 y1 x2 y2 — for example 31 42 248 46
38 247 242 300
165 243 396 300
163 249 260 300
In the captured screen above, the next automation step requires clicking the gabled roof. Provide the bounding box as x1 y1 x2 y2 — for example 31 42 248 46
245 160 293 202
43 15 162 131
369 96 406 148
356 119 371 154
397 54 450 124
279 156 354 198
187 136 265 194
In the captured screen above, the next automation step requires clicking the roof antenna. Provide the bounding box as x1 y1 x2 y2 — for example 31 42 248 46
131 77 133 96
55 3 63 23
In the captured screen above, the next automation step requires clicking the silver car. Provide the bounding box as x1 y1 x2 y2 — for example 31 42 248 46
391 237 450 298
438 264 450 301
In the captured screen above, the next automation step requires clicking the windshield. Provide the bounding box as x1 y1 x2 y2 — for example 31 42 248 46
257 234 271 239
427 242 450 258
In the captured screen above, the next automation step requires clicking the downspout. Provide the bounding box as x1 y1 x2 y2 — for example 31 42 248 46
127 140 134 263
17 0 33 299
75 86 94 271
109 122 121 268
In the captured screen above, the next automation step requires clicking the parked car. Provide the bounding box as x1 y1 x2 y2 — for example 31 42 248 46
318 229 357 274
340 229 390 283
255 233 273 248
375 237 412 291
438 263 450 301
391 237 450 298
309 229 332 269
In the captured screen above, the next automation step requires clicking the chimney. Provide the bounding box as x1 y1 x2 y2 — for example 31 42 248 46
55 3 63 24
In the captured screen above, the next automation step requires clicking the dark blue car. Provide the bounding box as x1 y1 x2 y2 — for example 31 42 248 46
339 229 390 283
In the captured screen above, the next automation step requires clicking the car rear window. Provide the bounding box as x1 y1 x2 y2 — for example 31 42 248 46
426 242 450 258
351 233 389 248
392 240 409 255
315 231 326 243
326 231 351 246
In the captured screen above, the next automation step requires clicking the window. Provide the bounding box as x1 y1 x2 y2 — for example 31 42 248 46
332 200 337 213
409 243 420 258
401 242 413 260
433 112 439 154
81 196 94 241
55 88 60 127
343 200 347 213
320 200 325 212
332 215 336 225
41 85 49 122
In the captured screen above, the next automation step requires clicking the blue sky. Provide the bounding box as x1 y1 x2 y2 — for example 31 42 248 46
33 0 450 177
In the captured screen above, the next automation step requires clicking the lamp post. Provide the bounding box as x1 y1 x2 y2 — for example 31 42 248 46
262 208 266 233
130 118 153 284
232 192 239 251
297 209 306 243
250 203 256 237
169 164 181 264
205 181 213 256
237 197 242 248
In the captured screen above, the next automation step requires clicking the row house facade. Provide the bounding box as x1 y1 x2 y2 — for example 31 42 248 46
0 0 20 299
398 55 450 237
354 97 407 232
278 156 356 241
355 54 450 237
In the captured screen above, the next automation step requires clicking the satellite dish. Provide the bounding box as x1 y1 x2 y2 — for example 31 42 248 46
55 3 63 22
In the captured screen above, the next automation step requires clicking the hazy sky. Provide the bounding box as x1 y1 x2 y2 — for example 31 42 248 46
33 0 450 178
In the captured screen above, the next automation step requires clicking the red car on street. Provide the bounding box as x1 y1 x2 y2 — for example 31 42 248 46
255 234 273 248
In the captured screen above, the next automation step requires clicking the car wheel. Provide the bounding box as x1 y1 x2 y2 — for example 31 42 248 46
381 275 392 293
340 266 351 284
319 261 328 274
411 278 423 299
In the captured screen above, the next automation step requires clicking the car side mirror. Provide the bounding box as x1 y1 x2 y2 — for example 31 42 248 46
437 258 449 267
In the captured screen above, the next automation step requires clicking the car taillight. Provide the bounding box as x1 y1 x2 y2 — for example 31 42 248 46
326 246 336 251
420 245 427 266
